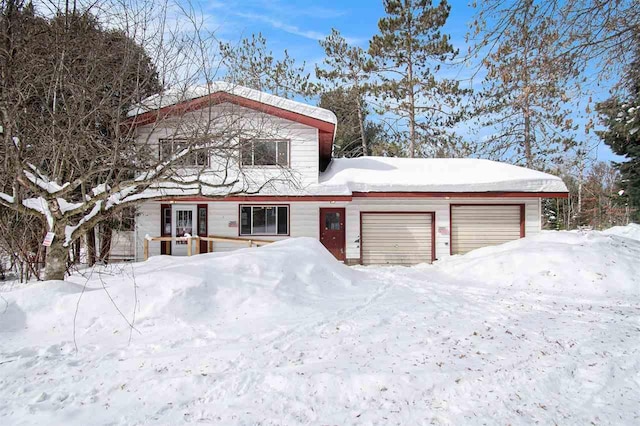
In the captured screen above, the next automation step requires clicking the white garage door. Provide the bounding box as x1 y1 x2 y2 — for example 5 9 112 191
361 213 434 265
451 205 523 255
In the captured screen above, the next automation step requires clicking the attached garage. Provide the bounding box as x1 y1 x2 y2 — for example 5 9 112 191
360 212 435 265
450 204 524 255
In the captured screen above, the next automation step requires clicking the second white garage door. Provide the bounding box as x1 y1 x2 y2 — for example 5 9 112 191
361 213 434 265
450 204 523 255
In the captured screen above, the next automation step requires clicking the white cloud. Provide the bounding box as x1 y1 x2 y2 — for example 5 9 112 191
234 12 326 41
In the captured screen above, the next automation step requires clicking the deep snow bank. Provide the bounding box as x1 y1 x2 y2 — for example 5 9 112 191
1 228 639 425
603 222 640 241
435 226 640 296
0 238 361 344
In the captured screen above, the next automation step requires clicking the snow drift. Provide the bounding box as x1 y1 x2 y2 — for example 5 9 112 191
602 222 640 241
1 238 362 345
1 227 639 425
434 227 640 296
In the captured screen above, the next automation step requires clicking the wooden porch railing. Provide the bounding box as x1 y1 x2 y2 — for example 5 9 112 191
143 234 273 260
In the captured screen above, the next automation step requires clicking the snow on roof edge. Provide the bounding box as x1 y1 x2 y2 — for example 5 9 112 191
127 81 338 126
317 157 569 194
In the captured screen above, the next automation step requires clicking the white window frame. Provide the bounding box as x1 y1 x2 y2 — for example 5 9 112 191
240 205 289 236
240 139 290 167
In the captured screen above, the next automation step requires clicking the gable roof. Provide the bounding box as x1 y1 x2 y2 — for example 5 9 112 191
318 157 569 194
126 82 337 163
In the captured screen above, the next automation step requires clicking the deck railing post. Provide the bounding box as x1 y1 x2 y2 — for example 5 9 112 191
144 238 149 260
145 235 271 259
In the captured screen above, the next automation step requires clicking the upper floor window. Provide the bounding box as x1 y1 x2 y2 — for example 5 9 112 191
240 139 289 167
159 138 208 167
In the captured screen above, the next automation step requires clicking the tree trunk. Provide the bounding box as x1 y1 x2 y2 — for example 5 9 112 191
44 225 69 281
73 240 80 263
522 0 533 168
408 68 416 158
99 224 112 264
86 227 96 267
577 179 583 225
356 96 368 156
523 107 532 167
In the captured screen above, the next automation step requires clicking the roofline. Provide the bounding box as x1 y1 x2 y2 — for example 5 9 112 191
351 191 569 199
154 191 568 202
124 91 336 164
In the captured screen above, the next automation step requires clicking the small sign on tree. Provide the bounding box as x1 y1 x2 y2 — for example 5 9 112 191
42 232 55 247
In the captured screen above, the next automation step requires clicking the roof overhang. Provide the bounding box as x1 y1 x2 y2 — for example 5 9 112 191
351 191 569 199
154 191 568 202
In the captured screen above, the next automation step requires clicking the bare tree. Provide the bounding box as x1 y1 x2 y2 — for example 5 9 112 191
470 0 640 83
469 0 581 168
0 206 45 282
0 0 302 280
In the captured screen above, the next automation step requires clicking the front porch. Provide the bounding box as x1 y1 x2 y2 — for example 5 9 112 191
142 235 273 260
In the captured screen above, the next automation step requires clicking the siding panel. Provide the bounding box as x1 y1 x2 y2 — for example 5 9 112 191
135 197 543 263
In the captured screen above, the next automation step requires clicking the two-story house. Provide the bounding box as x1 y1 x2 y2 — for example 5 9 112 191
129 82 568 265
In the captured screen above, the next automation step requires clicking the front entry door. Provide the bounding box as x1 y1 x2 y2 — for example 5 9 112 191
172 205 197 256
320 208 346 261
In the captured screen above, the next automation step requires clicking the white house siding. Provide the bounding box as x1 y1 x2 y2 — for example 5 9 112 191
135 198 541 262
135 102 320 189
344 197 541 263
135 202 162 259
134 200 349 261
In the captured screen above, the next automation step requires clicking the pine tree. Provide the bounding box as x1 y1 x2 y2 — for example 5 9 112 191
596 37 640 222
471 0 580 168
316 29 375 155
220 33 312 99
369 0 465 158
318 88 386 157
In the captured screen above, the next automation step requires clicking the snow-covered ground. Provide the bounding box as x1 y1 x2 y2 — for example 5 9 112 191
1 225 639 425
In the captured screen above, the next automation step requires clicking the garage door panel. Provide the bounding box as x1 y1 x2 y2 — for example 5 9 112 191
364 248 433 255
451 205 522 255
362 228 431 233
362 255 432 264
361 213 434 265
365 239 431 251
453 232 522 238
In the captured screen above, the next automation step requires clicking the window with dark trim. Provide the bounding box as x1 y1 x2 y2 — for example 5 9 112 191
240 139 289 167
159 138 208 167
240 205 288 235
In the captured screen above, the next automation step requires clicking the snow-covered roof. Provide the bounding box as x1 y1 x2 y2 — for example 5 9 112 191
127 81 337 125
318 157 568 193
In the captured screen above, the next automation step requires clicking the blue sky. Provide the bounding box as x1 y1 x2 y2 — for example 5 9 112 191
200 0 619 164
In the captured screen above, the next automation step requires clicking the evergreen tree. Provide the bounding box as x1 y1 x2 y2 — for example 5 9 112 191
220 33 312 99
316 29 375 155
471 0 580 168
369 0 466 158
318 87 386 157
596 38 640 222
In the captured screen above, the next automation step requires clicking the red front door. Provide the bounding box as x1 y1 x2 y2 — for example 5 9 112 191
320 208 346 261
